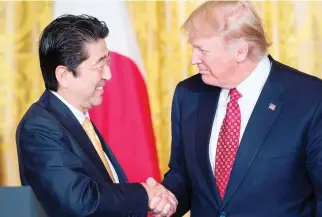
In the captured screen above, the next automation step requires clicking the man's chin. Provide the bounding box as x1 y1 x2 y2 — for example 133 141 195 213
201 75 217 86
90 97 103 108
201 76 235 89
199 70 209 75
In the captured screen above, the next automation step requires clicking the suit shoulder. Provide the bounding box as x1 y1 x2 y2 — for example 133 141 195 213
178 73 202 88
278 60 322 84
176 73 216 93
17 101 61 135
277 61 322 98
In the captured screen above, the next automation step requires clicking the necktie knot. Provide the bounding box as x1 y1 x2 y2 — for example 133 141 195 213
82 117 93 131
229 88 242 102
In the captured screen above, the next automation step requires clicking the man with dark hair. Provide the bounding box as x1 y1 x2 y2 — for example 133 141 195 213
16 14 177 217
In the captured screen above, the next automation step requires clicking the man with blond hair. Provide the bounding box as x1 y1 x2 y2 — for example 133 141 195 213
146 1 322 216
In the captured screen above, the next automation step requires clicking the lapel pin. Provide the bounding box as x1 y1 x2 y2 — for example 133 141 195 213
268 103 276 111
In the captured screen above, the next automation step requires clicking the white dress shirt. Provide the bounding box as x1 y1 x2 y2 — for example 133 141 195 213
209 56 271 173
50 91 119 183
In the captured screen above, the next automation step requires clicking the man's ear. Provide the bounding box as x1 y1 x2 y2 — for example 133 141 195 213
235 38 249 63
55 65 69 88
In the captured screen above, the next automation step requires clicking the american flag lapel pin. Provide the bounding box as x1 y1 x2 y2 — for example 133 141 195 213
268 103 276 111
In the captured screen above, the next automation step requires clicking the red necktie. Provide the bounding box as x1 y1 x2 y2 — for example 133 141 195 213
215 88 242 199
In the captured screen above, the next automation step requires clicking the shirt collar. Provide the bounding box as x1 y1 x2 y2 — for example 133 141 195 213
50 91 89 124
237 55 271 100
219 55 271 103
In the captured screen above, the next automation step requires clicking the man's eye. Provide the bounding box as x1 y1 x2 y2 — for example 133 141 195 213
96 66 104 70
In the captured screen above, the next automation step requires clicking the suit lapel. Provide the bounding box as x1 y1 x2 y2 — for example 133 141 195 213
222 57 286 207
44 91 112 182
195 84 222 208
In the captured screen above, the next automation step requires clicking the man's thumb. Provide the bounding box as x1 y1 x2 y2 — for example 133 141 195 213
146 177 157 186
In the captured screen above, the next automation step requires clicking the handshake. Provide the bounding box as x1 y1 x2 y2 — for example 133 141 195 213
141 177 178 217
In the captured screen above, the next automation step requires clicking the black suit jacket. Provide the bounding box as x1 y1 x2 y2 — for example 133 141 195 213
16 90 148 217
163 56 322 217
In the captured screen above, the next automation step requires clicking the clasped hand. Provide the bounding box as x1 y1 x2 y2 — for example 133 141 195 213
141 177 178 217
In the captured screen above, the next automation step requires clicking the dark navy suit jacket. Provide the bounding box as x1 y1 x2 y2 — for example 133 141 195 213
16 90 148 217
162 56 322 217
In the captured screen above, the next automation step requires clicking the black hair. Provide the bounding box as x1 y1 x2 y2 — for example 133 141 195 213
39 14 109 91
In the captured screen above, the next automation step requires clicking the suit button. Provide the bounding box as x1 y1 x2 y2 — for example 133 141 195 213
220 212 226 217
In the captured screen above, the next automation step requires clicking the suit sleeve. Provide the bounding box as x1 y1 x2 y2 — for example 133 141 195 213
17 116 148 217
307 99 322 216
162 84 192 216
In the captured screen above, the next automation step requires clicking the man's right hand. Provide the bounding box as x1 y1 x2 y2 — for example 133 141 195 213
141 177 178 217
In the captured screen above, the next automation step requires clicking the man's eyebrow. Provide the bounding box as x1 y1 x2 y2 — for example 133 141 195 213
93 54 108 66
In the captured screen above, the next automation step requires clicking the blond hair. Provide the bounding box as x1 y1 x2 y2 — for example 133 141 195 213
183 1 271 61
